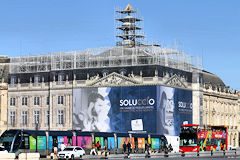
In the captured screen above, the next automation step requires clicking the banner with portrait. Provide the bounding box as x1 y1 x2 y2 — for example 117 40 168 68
73 86 192 136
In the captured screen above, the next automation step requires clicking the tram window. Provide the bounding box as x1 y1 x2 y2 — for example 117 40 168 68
20 136 29 149
67 137 72 146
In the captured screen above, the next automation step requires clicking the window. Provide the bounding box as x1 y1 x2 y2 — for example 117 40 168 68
58 96 64 105
46 97 50 105
10 111 15 126
10 98 15 106
34 75 40 84
21 111 28 126
20 136 29 149
46 110 50 126
33 111 40 124
119 69 127 76
34 97 40 106
57 110 64 125
10 76 17 84
22 97 28 106
58 74 65 82
102 69 109 77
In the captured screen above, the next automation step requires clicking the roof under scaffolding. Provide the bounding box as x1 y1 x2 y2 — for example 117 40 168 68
9 46 203 74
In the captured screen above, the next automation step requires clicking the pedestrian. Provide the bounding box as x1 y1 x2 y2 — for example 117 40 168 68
90 144 97 155
60 142 66 151
67 142 71 147
96 141 101 151
127 141 131 154
123 141 127 154
53 140 58 154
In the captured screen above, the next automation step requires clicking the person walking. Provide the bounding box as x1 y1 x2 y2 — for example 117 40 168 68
96 141 101 151
127 142 131 154
123 141 127 154
53 140 58 155
90 144 97 155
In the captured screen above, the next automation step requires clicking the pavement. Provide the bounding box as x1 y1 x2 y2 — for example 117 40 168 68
40 149 240 159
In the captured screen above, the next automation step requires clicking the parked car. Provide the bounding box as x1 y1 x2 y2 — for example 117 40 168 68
228 145 236 150
57 146 85 159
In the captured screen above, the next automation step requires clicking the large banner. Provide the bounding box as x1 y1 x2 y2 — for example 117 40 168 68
73 86 192 136
156 86 192 136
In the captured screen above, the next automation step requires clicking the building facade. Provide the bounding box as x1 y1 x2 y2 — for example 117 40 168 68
0 56 10 135
202 71 239 147
6 4 239 146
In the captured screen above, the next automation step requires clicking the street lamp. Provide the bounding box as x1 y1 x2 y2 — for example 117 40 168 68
35 120 39 152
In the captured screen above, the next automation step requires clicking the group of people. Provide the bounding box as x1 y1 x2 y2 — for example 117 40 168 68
123 141 132 154
90 141 103 155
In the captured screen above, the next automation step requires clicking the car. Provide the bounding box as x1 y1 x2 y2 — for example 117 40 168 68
57 146 85 160
228 145 236 150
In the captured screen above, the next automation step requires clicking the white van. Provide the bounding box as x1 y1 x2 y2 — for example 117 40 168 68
165 136 180 153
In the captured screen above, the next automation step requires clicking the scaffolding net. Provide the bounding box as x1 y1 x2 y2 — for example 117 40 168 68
9 46 203 74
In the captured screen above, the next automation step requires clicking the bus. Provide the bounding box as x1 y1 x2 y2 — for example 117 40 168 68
0 129 168 157
180 124 228 152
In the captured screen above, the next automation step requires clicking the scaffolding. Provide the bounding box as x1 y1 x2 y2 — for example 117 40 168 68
9 46 203 74
9 4 203 74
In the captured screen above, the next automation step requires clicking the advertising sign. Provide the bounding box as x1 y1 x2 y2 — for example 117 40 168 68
73 86 192 136
29 136 46 150
63 136 68 145
156 86 192 136
57 136 64 149
49 136 53 150
107 137 115 149
72 136 76 146
151 138 160 149
37 136 46 150
137 138 145 149
30 136 36 150
117 137 135 149
118 137 128 149
95 137 104 149
198 131 227 139
77 136 92 149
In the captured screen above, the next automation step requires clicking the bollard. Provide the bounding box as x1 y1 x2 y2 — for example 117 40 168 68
181 151 185 157
197 151 199 156
211 150 213 156
145 150 150 158
223 150 225 156
104 151 108 159
124 153 128 159
235 150 237 155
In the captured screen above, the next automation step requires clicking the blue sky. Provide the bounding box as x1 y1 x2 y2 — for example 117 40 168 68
0 0 239 89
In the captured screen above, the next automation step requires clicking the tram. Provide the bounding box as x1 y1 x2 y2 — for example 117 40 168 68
0 129 168 157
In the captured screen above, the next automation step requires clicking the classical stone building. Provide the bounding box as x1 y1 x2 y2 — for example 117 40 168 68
7 4 239 148
7 52 202 131
7 5 203 135
0 56 10 135
202 71 239 147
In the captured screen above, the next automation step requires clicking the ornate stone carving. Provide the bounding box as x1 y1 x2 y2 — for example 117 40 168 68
89 72 140 86
90 74 100 81
164 74 187 88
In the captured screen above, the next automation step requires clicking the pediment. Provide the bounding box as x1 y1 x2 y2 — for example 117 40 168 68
88 72 140 86
164 74 187 88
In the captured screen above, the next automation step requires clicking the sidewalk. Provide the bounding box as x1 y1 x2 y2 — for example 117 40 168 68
40 150 240 159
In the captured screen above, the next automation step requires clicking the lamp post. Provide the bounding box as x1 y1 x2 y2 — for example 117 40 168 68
35 121 39 152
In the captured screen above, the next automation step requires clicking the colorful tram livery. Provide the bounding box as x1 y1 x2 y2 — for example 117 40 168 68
180 124 227 152
0 130 168 157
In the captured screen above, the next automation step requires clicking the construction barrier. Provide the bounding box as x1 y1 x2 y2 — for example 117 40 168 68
19 153 40 160
0 153 15 160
